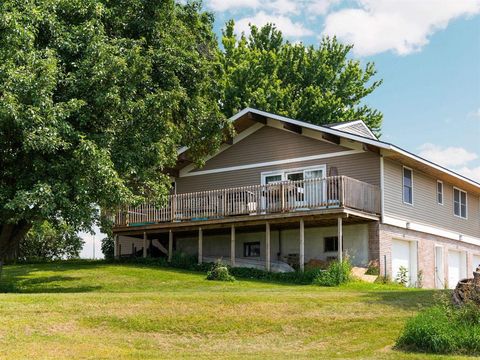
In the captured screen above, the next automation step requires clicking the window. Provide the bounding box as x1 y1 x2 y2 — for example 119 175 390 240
403 167 413 205
244 242 260 257
453 188 467 219
437 181 443 205
264 174 282 184
324 236 338 252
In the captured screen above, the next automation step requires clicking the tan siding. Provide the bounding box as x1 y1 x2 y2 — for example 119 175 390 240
177 125 380 193
383 159 480 239
176 152 380 193
191 125 348 172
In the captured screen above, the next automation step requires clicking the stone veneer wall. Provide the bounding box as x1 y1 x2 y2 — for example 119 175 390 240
378 223 480 289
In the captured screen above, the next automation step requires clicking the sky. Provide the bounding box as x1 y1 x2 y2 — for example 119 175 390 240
209 0 480 181
80 0 480 258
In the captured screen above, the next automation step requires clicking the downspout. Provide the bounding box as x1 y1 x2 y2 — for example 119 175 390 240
380 154 385 223
380 154 386 278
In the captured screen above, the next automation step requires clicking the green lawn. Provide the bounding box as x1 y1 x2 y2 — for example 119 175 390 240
0 261 473 359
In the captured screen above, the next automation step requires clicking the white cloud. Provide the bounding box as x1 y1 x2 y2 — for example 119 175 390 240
467 108 480 119
323 0 480 56
307 0 341 16
455 166 480 183
208 0 260 12
419 143 478 168
418 143 480 182
265 0 301 15
235 11 314 37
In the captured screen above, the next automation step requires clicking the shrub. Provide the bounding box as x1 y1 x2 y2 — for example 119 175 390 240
365 259 380 275
396 266 409 286
314 259 351 287
206 263 235 282
397 301 480 355
101 237 114 260
229 267 322 284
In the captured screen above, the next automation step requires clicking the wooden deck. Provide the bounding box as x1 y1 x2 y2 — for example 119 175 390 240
112 176 381 232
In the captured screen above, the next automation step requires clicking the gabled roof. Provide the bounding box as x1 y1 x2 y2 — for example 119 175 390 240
178 108 480 193
324 120 377 139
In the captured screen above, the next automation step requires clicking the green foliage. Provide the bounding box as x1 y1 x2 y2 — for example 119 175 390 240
396 266 409 287
206 263 235 282
365 259 380 275
229 267 323 285
397 301 480 355
17 221 84 262
101 237 114 260
221 21 383 134
314 259 352 286
0 0 228 258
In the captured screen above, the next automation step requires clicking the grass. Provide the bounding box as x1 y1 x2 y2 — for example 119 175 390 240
0 261 476 359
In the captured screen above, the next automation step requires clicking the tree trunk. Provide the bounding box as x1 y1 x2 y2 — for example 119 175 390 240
0 222 32 263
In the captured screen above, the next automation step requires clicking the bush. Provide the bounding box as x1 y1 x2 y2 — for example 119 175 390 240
365 259 380 275
101 237 114 260
229 267 323 284
206 263 235 282
314 259 351 287
397 301 480 355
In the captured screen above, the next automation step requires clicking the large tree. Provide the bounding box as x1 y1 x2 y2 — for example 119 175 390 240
0 0 228 261
18 221 84 262
221 21 383 134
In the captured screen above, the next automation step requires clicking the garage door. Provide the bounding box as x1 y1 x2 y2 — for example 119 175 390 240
473 255 480 270
448 250 465 289
392 239 411 284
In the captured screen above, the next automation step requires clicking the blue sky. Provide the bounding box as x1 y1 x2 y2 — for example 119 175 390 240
209 0 480 182
80 0 480 258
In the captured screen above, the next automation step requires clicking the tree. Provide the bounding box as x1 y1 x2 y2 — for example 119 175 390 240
101 236 114 260
220 21 383 134
0 0 228 261
17 221 84 262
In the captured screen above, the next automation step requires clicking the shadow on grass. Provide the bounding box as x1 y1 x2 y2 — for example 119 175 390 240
0 261 107 294
358 288 443 311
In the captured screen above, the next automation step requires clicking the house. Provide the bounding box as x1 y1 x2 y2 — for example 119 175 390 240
112 108 480 289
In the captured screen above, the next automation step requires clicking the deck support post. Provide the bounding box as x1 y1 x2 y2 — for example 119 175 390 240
266 222 271 272
300 218 305 272
231 224 236 267
338 217 343 262
114 235 119 259
198 227 203 265
143 232 147 258
168 230 173 262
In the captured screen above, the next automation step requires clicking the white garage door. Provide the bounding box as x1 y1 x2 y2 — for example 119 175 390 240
448 250 465 289
392 239 411 284
473 255 480 270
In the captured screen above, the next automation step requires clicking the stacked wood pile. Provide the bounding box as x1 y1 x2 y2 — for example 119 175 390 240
452 265 480 307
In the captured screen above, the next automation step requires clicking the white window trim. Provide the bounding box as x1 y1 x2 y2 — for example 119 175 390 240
453 187 468 220
261 172 283 185
402 166 414 206
436 180 444 205
261 164 327 184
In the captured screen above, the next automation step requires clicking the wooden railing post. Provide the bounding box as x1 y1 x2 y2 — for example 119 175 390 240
281 183 285 212
171 195 176 222
340 176 345 207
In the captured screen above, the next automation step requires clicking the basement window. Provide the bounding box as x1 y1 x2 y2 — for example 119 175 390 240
244 242 260 257
324 236 339 252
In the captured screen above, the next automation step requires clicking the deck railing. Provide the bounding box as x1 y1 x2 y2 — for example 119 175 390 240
113 176 380 227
